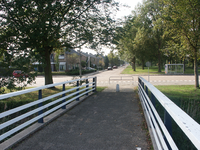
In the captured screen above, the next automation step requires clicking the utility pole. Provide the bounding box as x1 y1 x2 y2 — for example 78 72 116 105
78 50 82 77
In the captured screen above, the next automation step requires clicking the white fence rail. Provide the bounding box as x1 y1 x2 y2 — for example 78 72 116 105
0 76 97 144
109 76 134 84
138 76 200 150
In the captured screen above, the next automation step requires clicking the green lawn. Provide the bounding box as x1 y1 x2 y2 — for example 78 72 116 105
155 85 200 100
121 65 198 75
121 65 165 75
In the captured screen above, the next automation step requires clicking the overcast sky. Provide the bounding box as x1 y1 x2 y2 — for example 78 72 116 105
81 0 143 55
115 0 142 18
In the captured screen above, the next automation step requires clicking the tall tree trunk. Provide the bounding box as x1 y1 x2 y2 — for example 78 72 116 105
142 59 145 70
194 48 199 88
44 47 53 85
183 58 186 72
132 56 136 71
158 49 161 72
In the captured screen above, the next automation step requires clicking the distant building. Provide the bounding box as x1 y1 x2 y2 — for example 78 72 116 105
50 48 105 72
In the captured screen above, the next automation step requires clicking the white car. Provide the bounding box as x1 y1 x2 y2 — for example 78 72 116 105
86 67 95 70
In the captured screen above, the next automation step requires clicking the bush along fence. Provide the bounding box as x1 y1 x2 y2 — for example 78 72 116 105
138 76 200 150
0 76 97 149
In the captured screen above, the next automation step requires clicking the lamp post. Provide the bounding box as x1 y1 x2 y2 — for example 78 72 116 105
78 50 82 77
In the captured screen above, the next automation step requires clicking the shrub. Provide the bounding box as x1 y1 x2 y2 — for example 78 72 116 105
65 69 96 75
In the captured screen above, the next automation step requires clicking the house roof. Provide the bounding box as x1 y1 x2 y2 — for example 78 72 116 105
65 48 101 58
65 48 79 55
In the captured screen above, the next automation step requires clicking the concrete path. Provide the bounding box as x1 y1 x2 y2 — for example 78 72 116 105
13 85 150 150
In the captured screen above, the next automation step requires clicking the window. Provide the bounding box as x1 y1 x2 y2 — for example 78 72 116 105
59 54 64 59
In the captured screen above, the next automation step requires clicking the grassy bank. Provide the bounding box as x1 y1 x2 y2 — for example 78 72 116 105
122 65 199 75
0 86 106 112
121 65 165 74
155 85 200 149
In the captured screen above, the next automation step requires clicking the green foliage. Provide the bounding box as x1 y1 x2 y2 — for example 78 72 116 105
0 0 119 85
114 0 200 87
162 0 200 87
0 86 105 113
121 65 165 74
107 51 120 66
114 0 166 72
65 69 96 76
81 61 86 68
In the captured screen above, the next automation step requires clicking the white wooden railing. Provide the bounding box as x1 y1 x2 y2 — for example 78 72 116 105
0 76 97 144
138 76 200 150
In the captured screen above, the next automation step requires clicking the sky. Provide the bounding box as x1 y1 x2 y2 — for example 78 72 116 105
81 0 143 56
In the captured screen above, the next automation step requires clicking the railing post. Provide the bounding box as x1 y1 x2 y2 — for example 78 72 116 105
62 84 66 109
138 78 140 85
86 79 89 96
76 80 79 101
93 77 96 92
164 110 172 150
164 110 172 135
151 92 156 107
145 86 148 95
38 89 43 123
142 81 144 89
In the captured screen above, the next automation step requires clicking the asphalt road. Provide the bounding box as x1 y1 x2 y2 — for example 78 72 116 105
27 66 199 87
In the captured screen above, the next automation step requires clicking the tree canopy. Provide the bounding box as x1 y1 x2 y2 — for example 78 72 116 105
0 0 119 87
114 0 200 88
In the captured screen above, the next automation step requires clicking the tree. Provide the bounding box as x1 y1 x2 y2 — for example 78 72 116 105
54 48 64 71
137 0 166 72
134 27 155 69
163 0 200 88
0 0 119 85
67 53 79 69
114 16 138 71
81 61 86 68
104 56 109 68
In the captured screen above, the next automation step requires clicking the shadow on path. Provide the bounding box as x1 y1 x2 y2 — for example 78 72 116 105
13 86 149 150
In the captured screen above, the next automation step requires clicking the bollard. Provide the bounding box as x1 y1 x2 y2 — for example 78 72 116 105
116 84 120 92
62 84 66 109
76 81 79 101
38 89 43 123
86 79 89 96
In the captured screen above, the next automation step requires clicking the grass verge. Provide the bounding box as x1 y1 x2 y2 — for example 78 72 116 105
155 85 200 101
121 65 199 75
121 65 165 75
0 86 107 112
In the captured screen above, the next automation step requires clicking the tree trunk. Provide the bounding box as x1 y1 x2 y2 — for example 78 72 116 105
132 56 136 71
142 59 144 70
194 49 199 88
158 49 162 72
44 47 53 85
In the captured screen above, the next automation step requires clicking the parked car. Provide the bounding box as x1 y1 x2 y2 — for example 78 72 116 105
112 66 118 69
86 67 96 70
13 70 28 78
107 67 112 70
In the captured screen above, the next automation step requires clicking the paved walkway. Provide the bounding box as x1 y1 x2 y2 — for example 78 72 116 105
13 85 149 150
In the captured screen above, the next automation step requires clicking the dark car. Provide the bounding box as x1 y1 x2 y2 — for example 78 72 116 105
13 70 28 78
112 66 118 69
107 67 112 70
